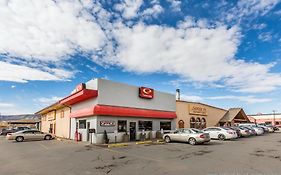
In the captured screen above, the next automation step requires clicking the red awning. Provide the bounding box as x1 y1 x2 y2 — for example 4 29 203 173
59 89 98 106
70 105 176 119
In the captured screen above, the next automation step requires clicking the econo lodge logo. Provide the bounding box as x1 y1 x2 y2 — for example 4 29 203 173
139 87 154 99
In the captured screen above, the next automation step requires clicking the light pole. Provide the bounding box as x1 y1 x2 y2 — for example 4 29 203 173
273 110 276 126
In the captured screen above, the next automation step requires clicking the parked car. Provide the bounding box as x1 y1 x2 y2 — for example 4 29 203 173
243 126 257 136
250 126 264 135
0 126 31 136
163 128 211 145
6 129 53 142
256 124 270 133
202 127 238 140
229 126 242 137
238 126 251 137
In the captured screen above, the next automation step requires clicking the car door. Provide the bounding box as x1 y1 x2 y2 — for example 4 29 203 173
178 129 191 142
169 130 181 141
33 131 45 140
206 128 217 139
22 130 35 140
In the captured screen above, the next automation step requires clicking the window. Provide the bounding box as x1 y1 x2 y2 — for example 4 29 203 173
190 117 195 128
79 120 86 129
23 131 34 134
196 118 201 129
138 121 152 131
178 120 185 128
118 120 127 132
201 118 206 129
276 122 280 125
60 110 64 118
160 121 171 130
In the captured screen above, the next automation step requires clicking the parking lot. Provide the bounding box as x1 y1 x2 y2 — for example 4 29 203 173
1 132 281 175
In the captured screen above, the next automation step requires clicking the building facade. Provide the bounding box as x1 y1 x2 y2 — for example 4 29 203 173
176 101 250 129
248 113 281 127
37 79 176 144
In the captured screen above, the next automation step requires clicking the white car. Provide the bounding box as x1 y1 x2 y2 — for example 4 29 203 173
251 126 264 135
203 127 238 140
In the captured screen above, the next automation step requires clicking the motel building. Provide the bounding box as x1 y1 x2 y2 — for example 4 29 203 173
36 79 176 144
248 113 281 127
176 101 250 129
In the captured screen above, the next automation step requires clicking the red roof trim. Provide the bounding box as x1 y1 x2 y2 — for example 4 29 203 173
70 105 176 119
59 89 98 106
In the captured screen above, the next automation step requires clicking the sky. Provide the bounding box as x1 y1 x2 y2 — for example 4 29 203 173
0 0 281 115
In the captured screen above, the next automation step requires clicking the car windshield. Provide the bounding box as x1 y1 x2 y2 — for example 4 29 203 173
190 128 203 133
222 127 230 130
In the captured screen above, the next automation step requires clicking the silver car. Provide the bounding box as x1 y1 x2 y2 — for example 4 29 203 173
163 128 210 145
6 129 54 142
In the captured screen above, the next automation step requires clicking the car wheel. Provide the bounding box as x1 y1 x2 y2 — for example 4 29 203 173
218 134 226 141
188 137 196 145
16 136 24 142
44 135 52 140
164 136 171 143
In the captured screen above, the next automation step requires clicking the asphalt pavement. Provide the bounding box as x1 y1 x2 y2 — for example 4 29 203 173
1 132 281 175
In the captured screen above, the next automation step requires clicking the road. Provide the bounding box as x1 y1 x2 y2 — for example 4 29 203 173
1 132 281 175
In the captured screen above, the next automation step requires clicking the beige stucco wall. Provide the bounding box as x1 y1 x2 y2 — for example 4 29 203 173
55 108 70 138
176 101 227 128
40 107 70 138
41 111 55 133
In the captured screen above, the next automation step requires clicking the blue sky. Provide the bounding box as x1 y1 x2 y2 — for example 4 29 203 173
1 0 281 115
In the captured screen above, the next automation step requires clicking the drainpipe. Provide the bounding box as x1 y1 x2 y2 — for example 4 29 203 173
176 89 180 100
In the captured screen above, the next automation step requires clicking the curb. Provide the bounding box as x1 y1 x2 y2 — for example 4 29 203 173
107 143 129 148
136 140 153 145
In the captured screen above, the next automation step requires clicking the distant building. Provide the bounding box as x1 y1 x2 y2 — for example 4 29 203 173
176 101 250 128
248 113 281 126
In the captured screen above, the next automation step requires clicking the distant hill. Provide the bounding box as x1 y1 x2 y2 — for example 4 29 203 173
0 114 40 121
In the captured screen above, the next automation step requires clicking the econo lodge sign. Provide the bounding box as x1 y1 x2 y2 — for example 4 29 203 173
139 87 154 99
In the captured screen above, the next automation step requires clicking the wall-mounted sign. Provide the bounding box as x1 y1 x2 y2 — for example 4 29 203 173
100 121 116 127
189 104 207 116
89 128 96 133
139 87 154 99
75 83 86 93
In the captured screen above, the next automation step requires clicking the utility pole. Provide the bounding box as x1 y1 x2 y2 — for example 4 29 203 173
273 110 276 126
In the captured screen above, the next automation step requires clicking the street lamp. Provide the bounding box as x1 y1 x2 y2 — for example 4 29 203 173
273 110 276 126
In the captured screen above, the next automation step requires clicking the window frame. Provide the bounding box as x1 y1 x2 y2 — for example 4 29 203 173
78 120 87 129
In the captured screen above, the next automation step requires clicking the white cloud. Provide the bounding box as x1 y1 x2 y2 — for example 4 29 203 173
142 4 163 18
258 32 273 41
0 0 106 61
92 21 281 93
224 0 280 22
180 95 203 102
166 0 181 12
36 96 62 105
115 0 144 19
0 61 71 83
252 23 267 30
0 103 15 108
207 95 272 104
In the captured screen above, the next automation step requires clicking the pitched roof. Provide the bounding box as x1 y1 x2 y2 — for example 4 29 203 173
219 108 249 122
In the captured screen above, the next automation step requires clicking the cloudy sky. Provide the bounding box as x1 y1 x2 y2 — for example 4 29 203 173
0 0 281 115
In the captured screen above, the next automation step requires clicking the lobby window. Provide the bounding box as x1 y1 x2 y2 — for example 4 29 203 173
60 110 64 118
138 121 152 131
196 118 201 129
190 117 195 128
201 118 206 129
160 121 171 130
79 120 86 129
118 120 127 132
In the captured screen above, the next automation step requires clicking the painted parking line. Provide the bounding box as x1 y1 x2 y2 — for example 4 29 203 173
37 143 49 150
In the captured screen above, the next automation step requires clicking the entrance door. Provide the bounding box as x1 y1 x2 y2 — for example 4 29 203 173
87 122 90 142
129 122 136 141
49 124 53 134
